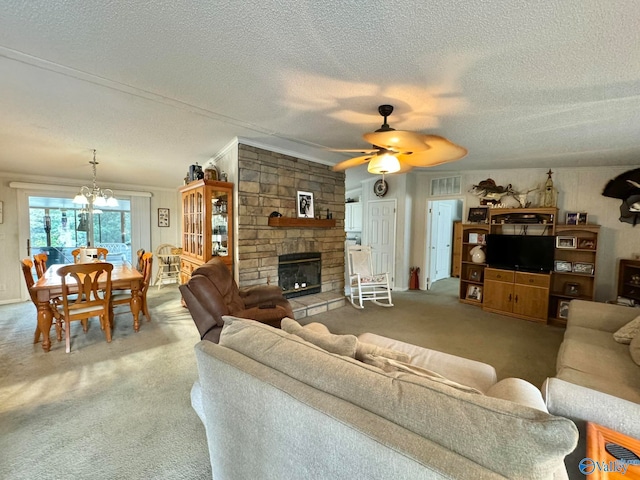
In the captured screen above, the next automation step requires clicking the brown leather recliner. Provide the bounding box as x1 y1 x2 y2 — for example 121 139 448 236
180 257 294 343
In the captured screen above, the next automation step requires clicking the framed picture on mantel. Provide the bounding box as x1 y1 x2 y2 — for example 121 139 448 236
297 191 314 218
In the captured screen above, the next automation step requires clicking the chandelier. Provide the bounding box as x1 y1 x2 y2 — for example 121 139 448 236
72 150 119 208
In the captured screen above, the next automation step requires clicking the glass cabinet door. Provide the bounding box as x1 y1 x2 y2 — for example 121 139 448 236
210 191 229 258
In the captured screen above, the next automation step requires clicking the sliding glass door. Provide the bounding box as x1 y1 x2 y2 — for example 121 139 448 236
28 195 132 266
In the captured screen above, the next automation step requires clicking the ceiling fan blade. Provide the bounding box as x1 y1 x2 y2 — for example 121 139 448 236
330 148 380 154
399 135 467 167
363 130 431 153
332 154 374 171
394 161 416 174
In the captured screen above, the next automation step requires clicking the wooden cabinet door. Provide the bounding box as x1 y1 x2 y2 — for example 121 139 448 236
483 279 513 312
513 284 549 321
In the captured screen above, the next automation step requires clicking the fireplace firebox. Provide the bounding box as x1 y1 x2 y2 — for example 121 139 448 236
278 252 321 299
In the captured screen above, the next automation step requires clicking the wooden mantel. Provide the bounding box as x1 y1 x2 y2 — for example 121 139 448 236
268 217 336 228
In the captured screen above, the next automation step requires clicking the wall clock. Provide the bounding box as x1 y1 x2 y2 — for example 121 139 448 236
373 179 388 197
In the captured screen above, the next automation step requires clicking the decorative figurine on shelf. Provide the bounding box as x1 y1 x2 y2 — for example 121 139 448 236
469 178 516 205
470 245 486 264
542 169 557 207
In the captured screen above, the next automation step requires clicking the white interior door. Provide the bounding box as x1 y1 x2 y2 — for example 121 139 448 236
428 201 454 286
367 199 396 287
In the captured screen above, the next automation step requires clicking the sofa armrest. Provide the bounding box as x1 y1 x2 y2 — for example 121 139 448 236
486 378 548 412
567 300 639 332
240 285 288 308
542 377 640 439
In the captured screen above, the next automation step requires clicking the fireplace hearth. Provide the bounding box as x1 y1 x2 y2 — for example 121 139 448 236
278 252 321 299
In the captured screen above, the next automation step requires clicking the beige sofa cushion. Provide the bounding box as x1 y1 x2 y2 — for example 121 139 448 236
219 317 577 479
361 354 483 394
557 338 639 388
282 317 411 363
280 317 358 357
358 332 498 392
613 315 640 344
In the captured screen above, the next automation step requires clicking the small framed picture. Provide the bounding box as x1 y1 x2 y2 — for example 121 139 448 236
468 233 479 244
556 236 577 249
577 213 588 225
557 300 571 319
573 262 595 275
477 233 486 245
564 282 580 296
554 260 573 272
466 284 482 302
297 191 314 218
468 266 483 282
577 237 596 249
468 207 489 224
158 208 170 227
566 212 579 225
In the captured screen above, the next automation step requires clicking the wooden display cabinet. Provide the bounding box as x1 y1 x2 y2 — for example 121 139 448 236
179 179 234 283
451 221 462 278
489 207 557 235
458 223 490 306
549 224 599 325
617 258 640 304
483 268 550 323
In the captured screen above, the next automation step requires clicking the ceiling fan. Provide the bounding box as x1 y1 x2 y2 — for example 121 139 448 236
332 105 467 174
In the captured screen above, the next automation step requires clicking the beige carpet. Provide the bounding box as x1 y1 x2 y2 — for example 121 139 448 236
0 279 565 479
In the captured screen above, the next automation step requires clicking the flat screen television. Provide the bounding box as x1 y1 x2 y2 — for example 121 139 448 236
485 234 555 273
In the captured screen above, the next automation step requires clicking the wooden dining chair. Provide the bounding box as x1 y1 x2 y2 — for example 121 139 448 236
33 253 49 279
111 252 153 322
56 262 113 353
20 258 63 344
135 248 146 272
71 247 109 263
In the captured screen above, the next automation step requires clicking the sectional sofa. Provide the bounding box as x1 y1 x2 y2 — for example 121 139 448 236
191 316 578 479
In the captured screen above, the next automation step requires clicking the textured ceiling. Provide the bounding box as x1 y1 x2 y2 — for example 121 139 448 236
1 1 639 189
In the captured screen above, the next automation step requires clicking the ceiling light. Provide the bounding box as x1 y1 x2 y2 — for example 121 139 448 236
72 149 119 209
368 153 401 174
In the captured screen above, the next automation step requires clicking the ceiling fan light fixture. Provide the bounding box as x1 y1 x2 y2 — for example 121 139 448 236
368 153 401 174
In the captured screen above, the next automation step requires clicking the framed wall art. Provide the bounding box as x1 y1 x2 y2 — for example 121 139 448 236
557 300 571 319
158 208 170 227
573 262 595 275
577 237 596 250
468 266 483 282
297 191 314 218
466 284 482 302
467 207 489 224
564 282 580 296
577 213 588 225
556 236 577 249
554 260 572 272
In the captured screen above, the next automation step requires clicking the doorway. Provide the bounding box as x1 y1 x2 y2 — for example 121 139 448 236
426 199 463 289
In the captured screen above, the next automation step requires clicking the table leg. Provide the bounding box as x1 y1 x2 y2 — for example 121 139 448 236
36 302 54 352
130 285 142 332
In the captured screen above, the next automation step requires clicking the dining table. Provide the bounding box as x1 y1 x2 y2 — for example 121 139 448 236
30 262 144 352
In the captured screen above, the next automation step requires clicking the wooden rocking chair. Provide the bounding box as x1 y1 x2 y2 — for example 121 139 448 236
346 245 393 309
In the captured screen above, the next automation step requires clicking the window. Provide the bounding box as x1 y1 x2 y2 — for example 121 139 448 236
430 176 461 196
29 196 132 264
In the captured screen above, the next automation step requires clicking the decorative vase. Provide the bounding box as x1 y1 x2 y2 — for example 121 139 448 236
470 245 486 264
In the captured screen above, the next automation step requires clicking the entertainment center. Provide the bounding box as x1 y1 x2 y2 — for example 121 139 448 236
458 207 599 325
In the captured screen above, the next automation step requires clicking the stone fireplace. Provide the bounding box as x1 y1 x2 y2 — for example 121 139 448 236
235 144 346 296
278 252 321 298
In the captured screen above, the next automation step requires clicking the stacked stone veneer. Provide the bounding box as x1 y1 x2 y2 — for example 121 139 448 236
237 144 346 294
